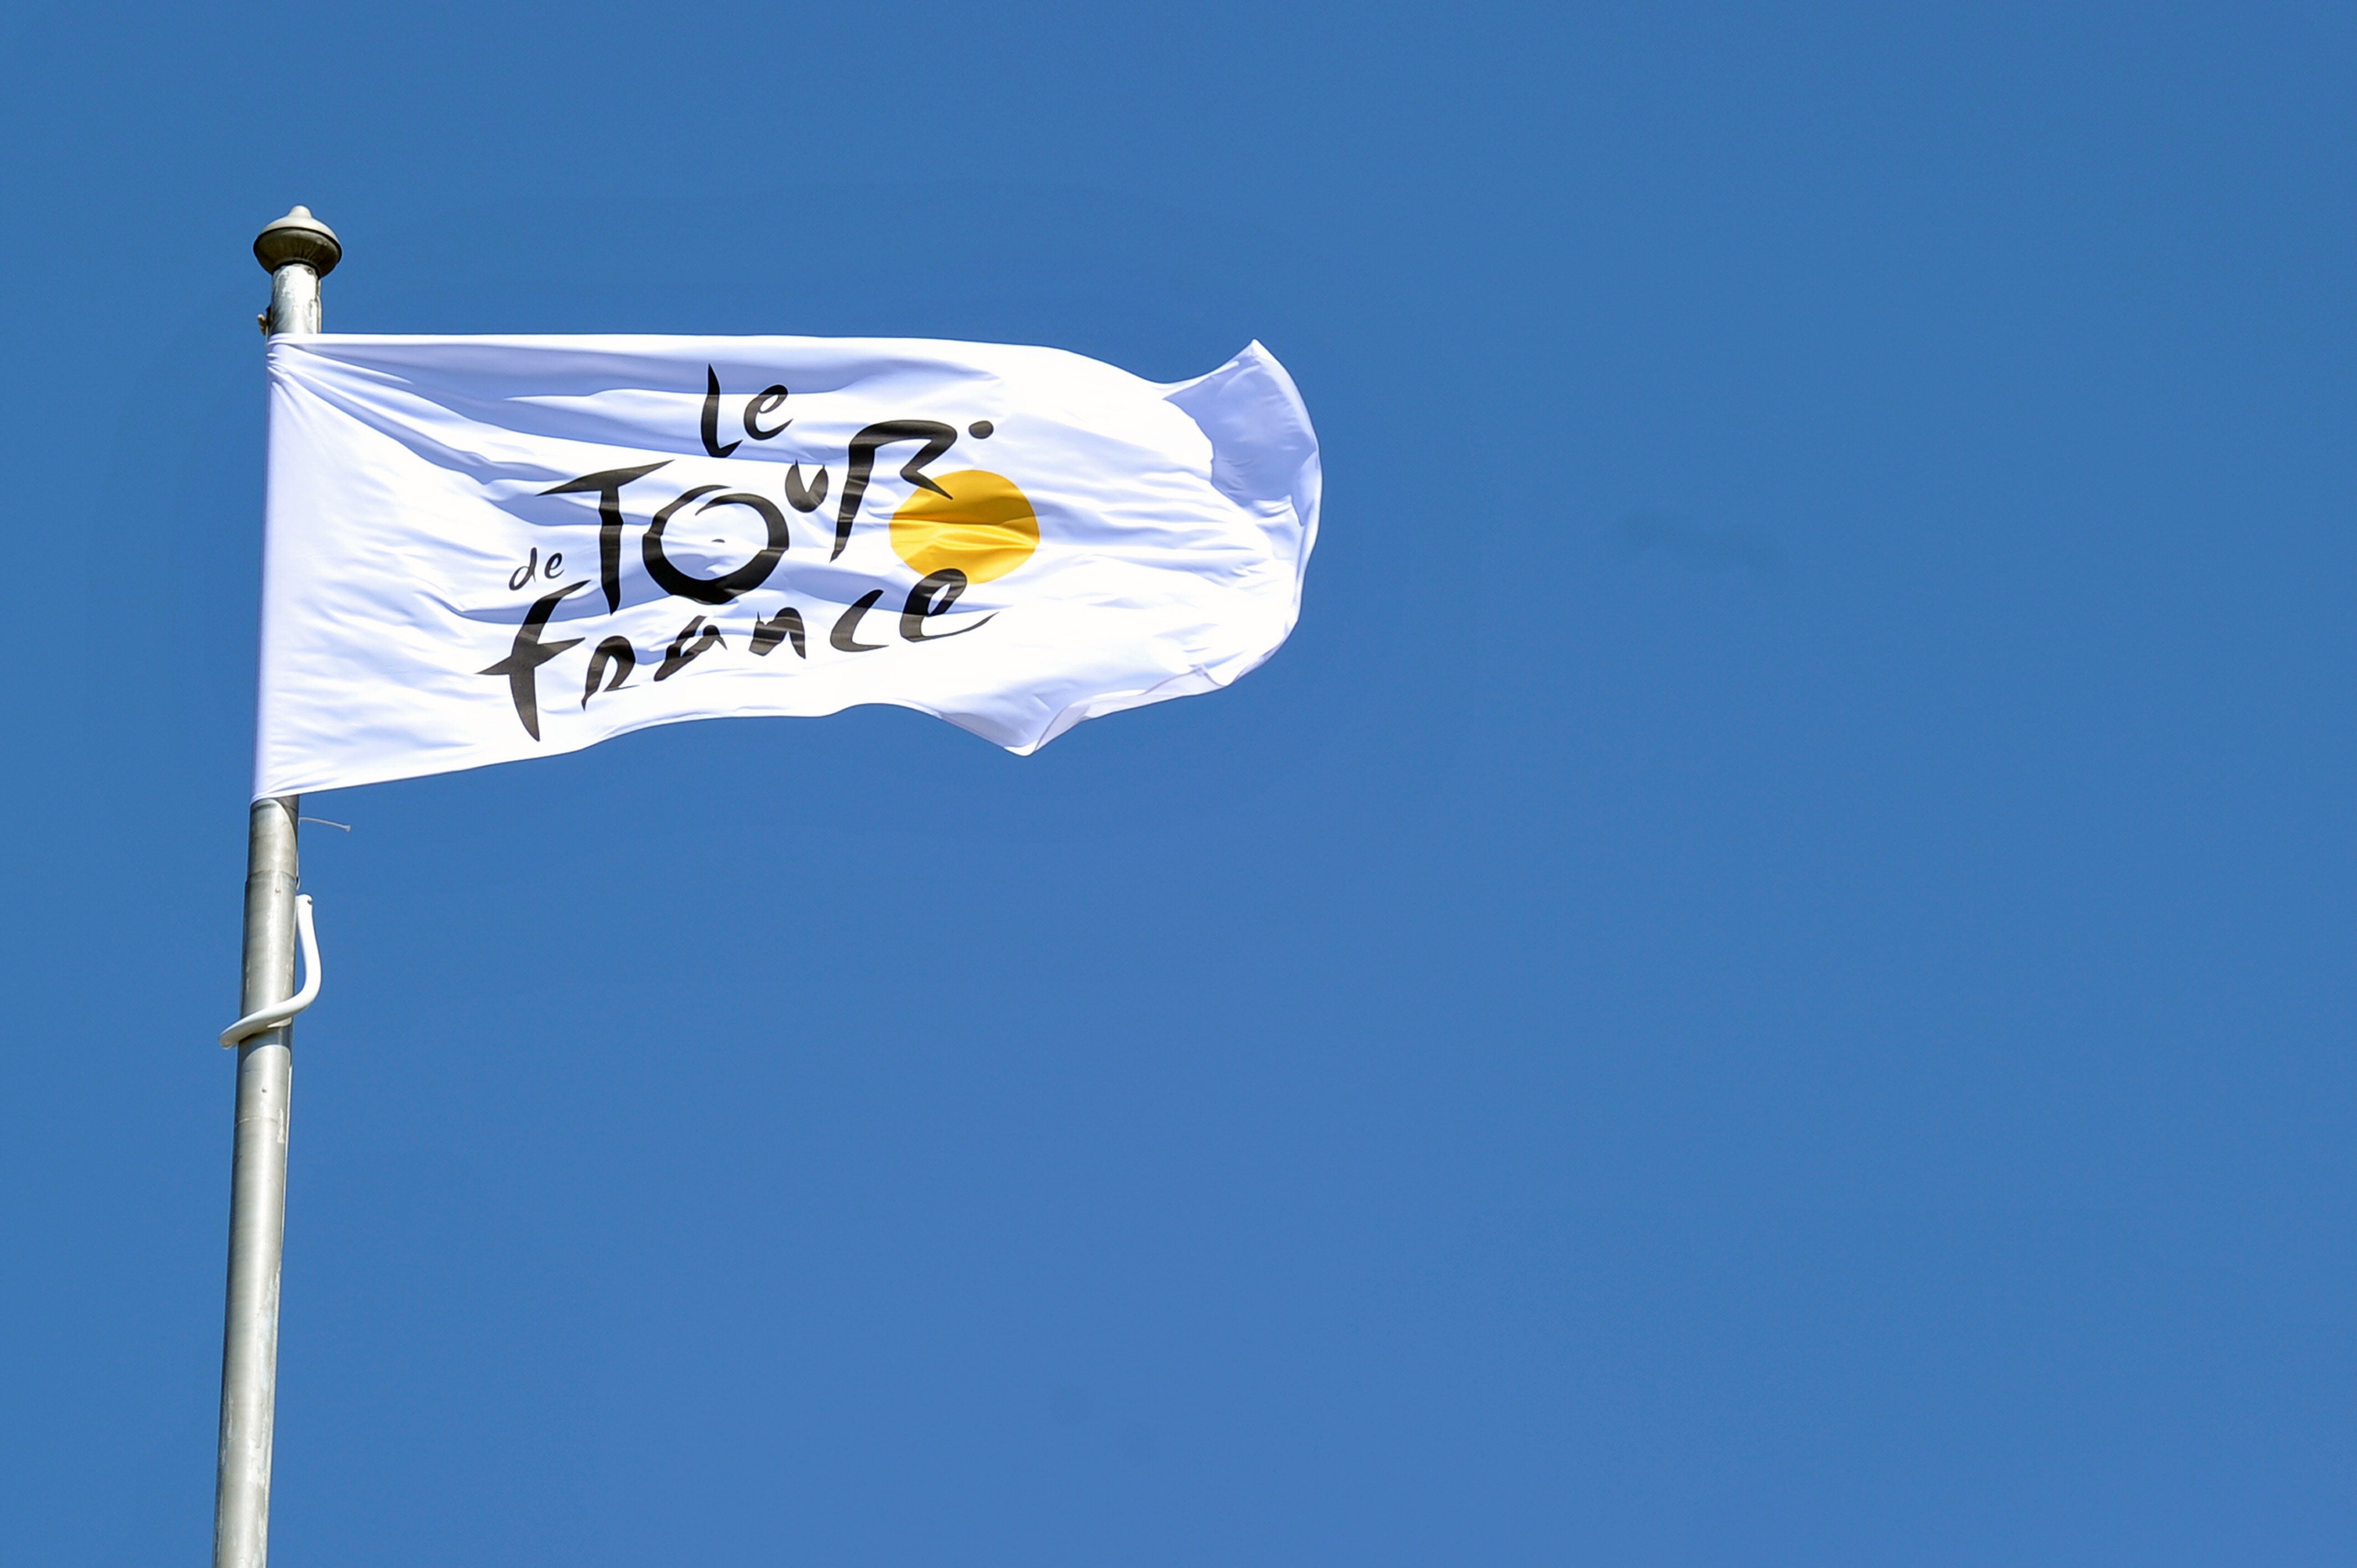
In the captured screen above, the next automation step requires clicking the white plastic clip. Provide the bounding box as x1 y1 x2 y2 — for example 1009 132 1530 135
220 894 323 1048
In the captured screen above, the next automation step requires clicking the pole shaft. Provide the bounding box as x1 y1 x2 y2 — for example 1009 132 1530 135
215 798 299 1568
215 243 323 1568
267 262 321 337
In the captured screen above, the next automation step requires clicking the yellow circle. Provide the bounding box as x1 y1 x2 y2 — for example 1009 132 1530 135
889 469 1039 584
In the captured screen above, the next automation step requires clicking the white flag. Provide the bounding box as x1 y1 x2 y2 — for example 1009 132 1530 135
255 334 1319 797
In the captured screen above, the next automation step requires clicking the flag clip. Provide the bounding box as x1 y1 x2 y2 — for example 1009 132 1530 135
219 894 323 1048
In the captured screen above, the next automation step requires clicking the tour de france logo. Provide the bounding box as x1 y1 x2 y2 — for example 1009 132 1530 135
481 367 1040 739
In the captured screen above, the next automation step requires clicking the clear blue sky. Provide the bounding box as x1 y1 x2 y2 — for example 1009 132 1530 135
6 2 2355 1562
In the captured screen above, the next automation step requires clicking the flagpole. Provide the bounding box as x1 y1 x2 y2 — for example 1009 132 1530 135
215 205 339 1568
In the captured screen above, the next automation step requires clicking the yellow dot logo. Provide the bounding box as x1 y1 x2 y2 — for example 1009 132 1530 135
889 469 1039 584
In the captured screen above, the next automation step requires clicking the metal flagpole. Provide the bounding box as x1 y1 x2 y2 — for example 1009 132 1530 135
214 204 340 1568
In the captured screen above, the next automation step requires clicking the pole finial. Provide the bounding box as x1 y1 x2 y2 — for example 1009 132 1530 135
254 205 341 277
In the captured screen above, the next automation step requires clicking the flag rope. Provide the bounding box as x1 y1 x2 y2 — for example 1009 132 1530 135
219 895 322 1048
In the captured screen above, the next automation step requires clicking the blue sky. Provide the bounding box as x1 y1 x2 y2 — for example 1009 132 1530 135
5 2 2356 1562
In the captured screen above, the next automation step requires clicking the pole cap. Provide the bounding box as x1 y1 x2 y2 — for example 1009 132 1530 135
254 205 341 277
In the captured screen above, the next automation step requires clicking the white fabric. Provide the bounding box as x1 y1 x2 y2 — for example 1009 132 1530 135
255 334 1319 797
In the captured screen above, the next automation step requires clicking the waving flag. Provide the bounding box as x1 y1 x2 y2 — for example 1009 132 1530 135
254 334 1319 797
